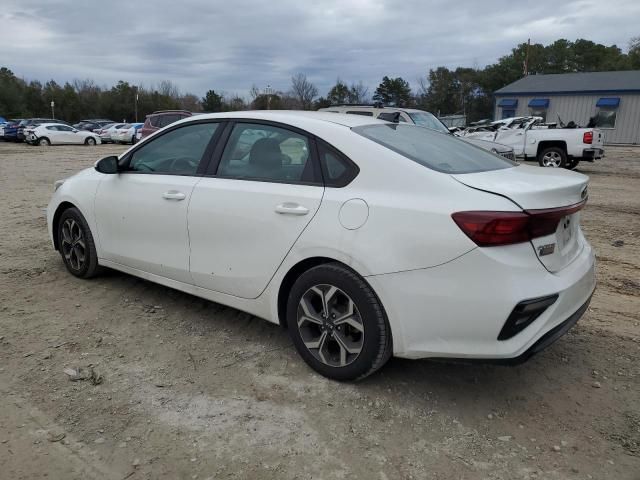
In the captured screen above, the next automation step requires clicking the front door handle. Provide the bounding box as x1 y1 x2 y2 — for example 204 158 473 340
162 191 186 201
275 203 309 216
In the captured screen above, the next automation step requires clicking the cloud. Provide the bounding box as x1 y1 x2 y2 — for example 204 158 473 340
1 0 638 97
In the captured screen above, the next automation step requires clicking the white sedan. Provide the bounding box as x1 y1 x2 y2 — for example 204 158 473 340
28 123 101 146
111 123 143 144
96 123 127 143
47 111 596 380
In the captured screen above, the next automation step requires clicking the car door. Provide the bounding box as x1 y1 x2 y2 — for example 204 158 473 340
493 125 527 155
188 121 324 299
94 121 223 283
56 125 78 144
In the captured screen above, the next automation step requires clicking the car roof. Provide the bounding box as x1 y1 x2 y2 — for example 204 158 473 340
37 123 71 128
178 110 388 129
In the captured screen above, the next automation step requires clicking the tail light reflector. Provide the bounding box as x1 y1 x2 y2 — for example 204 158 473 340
583 131 593 144
452 201 586 247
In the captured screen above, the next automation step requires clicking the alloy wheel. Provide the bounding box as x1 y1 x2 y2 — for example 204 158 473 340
61 218 86 271
296 284 364 367
542 151 561 167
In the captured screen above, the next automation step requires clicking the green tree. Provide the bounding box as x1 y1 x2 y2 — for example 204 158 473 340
0 67 25 117
327 79 350 104
201 89 223 112
372 76 412 107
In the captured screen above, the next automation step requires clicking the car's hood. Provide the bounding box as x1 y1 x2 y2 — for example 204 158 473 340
451 164 588 210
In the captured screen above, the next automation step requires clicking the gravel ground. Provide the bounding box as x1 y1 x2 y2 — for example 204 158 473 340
0 142 638 480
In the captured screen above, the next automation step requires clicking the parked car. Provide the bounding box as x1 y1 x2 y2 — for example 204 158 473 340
17 118 69 141
1 119 24 141
95 123 127 143
47 111 595 381
140 110 192 140
319 105 516 160
0 120 10 139
27 123 101 146
111 123 143 144
462 116 604 169
74 119 115 132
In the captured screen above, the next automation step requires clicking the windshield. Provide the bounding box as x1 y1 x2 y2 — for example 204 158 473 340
353 124 516 174
407 111 450 134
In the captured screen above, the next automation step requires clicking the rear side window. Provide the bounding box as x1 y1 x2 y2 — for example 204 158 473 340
353 124 516 174
216 123 317 184
317 141 359 187
346 111 373 116
149 116 161 127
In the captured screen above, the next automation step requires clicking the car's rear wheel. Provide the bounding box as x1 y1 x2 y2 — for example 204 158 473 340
85 137 96 146
57 207 101 279
538 147 567 168
287 263 392 381
38 137 51 146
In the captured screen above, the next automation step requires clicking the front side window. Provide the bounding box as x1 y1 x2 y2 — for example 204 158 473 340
595 109 616 129
126 122 219 175
353 124 516 174
216 123 315 183
58 125 74 132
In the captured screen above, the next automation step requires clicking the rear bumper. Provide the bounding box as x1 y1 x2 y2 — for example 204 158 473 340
581 148 604 160
366 238 596 360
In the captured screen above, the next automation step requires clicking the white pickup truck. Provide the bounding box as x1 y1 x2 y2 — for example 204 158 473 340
464 117 604 169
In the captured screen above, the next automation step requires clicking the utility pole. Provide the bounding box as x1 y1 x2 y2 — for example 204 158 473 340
524 38 531 76
265 85 273 110
51 100 55 119
134 87 139 122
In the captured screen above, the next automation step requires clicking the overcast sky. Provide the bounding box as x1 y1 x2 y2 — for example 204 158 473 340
2 0 638 98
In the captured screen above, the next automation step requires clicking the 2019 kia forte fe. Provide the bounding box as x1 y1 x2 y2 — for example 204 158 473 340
47 111 596 380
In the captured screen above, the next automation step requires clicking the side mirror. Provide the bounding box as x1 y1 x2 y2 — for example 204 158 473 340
95 155 119 174
72 129 78 133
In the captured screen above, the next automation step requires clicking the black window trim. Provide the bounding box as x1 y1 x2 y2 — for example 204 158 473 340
117 119 228 177
313 138 360 188
203 119 324 187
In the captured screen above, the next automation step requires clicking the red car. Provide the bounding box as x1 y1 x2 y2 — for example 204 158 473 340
139 110 192 140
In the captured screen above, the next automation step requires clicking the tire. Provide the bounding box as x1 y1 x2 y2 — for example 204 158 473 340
131 136 136 145
85 137 96 146
565 158 580 170
286 263 392 381
538 147 567 168
38 137 51 146
57 207 101 279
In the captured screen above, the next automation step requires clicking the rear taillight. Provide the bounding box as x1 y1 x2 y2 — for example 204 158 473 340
452 201 586 247
583 131 593 144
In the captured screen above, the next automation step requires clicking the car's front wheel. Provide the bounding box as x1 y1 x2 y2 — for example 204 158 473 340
57 207 101 278
287 263 392 381
85 137 97 146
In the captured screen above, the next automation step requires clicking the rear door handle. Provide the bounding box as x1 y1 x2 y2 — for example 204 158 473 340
275 203 309 215
162 191 186 201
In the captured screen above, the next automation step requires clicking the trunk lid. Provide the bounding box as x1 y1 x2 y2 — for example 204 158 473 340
452 164 589 272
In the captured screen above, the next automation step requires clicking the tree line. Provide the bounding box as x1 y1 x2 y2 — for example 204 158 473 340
1 37 638 123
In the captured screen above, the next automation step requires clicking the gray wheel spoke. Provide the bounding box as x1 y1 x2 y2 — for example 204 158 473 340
334 315 364 333
304 332 327 350
332 330 362 355
62 227 72 245
298 297 323 326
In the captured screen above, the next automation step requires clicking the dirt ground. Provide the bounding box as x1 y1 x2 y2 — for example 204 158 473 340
0 141 638 480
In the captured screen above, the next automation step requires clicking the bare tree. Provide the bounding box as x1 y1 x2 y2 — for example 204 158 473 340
249 84 261 102
158 80 180 99
348 81 369 104
178 93 202 112
290 73 318 110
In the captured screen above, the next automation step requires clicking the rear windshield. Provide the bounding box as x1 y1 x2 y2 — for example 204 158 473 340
407 111 450 134
353 124 516 174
